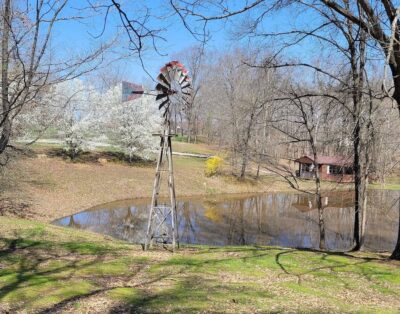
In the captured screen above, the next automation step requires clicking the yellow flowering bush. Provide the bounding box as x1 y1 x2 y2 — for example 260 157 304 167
205 156 223 177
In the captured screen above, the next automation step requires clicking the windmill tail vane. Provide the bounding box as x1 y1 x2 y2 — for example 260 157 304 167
144 61 192 251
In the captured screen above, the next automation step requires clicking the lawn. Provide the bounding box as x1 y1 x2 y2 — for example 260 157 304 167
0 217 399 313
171 141 219 155
369 176 400 191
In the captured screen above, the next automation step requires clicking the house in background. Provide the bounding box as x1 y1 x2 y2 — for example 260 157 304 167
294 155 354 183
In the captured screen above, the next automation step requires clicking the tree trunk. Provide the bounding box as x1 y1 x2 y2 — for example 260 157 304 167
239 152 248 180
239 112 255 180
256 164 260 179
350 21 366 252
179 112 184 137
352 121 362 251
389 64 400 115
390 198 400 260
317 193 325 251
314 162 325 250
0 0 11 155
187 116 191 143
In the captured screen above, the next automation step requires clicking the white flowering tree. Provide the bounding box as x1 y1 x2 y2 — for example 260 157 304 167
17 80 161 161
55 79 100 159
15 79 99 157
107 93 161 161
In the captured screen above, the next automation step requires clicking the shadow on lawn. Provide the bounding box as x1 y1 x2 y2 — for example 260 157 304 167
0 238 112 310
0 237 184 313
0 239 397 313
273 248 385 284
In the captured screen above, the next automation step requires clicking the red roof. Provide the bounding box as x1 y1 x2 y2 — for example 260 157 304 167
295 155 352 166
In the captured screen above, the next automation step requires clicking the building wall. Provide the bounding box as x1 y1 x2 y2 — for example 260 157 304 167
319 165 354 183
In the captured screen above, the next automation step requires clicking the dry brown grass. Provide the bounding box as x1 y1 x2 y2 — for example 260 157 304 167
1 145 352 222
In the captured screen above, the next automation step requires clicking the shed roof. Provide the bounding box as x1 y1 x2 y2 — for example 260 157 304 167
294 155 352 166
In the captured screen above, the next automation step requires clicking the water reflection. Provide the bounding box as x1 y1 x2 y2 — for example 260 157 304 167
53 190 400 252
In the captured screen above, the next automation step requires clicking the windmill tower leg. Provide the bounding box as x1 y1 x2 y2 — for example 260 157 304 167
145 135 165 250
166 134 179 250
144 127 178 251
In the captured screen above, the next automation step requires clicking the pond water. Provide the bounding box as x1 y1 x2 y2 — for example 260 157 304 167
53 190 400 252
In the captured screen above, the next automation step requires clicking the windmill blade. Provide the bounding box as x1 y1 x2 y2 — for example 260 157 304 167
164 65 174 83
159 65 171 82
155 83 169 94
158 98 170 110
157 74 170 89
173 69 182 83
180 82 191 90
178 74 187 84
156 93 168 101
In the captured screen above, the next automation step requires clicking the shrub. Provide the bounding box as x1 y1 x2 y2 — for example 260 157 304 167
205 156 223 177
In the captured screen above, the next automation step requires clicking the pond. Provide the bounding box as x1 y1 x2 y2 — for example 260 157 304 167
53 190 400 252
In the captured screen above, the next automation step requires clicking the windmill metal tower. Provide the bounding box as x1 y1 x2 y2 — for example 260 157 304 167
144 61 192 251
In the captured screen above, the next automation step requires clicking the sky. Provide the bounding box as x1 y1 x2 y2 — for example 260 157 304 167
48 0 382 87
52 0 234 84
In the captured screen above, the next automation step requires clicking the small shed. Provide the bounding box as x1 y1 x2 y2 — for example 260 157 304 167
294 155 354 183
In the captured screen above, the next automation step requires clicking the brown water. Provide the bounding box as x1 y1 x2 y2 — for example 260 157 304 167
53 190 400 252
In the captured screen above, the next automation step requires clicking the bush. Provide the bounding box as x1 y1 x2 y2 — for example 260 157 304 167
205 156 223 177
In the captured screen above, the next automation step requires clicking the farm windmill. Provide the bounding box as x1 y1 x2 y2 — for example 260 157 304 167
144 61 192 251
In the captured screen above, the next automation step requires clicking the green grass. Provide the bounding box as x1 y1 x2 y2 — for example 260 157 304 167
369 176 400 191
171 141 217 155
0 217 399 313
369 183 400 190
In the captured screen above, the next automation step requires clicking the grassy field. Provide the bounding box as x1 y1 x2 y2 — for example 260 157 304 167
369 177 400 191
0 216 399 313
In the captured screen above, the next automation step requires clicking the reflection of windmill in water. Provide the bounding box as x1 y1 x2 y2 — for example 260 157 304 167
67 215 81 229
122 207 135 241
144 61 192 250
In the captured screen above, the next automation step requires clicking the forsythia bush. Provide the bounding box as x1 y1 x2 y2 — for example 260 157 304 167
205 156 223 177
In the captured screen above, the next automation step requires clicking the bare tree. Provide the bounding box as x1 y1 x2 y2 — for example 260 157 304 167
175 45 204 143
268 87 339 250
198 49 274 179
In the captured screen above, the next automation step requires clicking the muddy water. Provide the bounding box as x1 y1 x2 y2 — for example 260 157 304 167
53 190 400 252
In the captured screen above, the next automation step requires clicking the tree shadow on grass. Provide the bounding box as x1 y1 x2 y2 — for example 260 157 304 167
107 273 277 314
273 247 399 289
0 236 146 312
1 241 398 313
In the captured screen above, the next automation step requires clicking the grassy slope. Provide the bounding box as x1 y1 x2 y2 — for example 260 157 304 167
369 177 400 191
0 217 399 313
3 143 353 222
